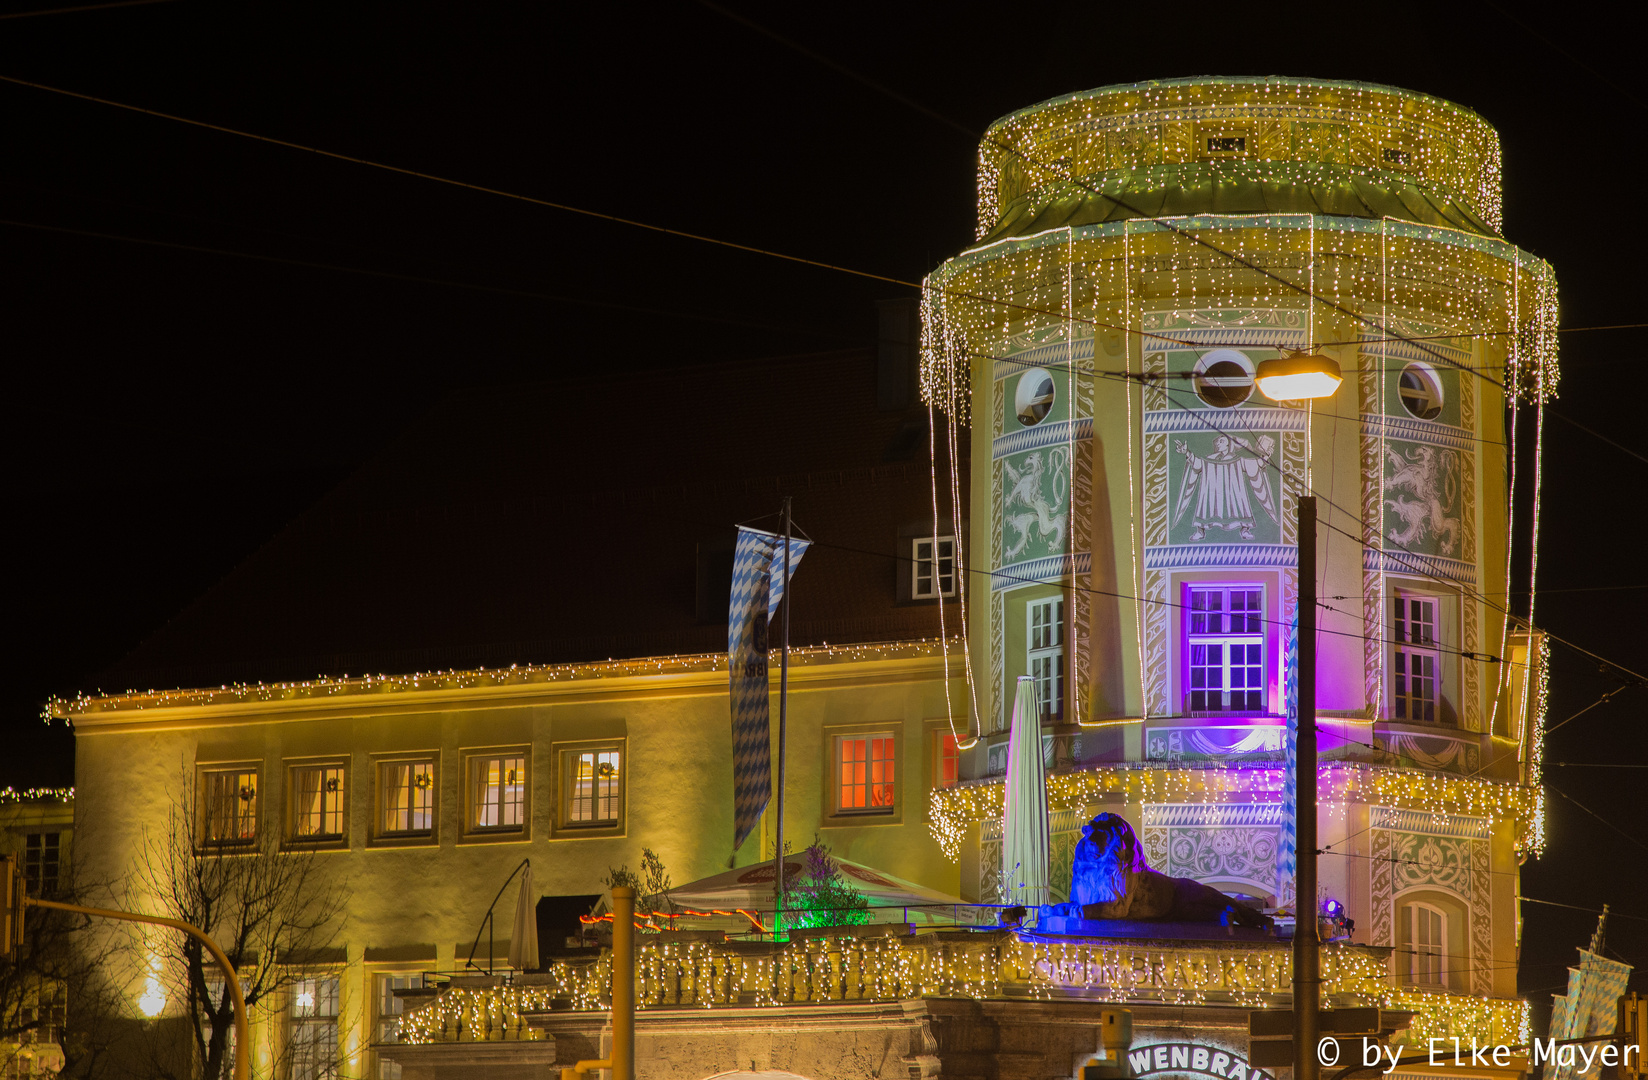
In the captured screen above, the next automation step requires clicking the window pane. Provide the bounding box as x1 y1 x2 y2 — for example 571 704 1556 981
567 750 620 824
376 973 423 1079
471 756 526 829
380 761 434 834
292 977 340 1080
206 770 258 843
838 736 894 812
935 733 959 789
294 767 345 838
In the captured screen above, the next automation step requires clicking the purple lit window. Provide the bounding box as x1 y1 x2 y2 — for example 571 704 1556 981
1185 586 1264 713
1393 594 1440 723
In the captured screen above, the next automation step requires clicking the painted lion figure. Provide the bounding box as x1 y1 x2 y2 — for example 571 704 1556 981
1036 813 1272 928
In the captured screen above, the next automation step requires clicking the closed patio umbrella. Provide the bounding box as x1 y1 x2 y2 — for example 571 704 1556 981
507 861 539 970
1002 675 1049 908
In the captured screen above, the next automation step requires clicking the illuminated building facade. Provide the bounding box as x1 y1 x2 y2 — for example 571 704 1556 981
58 78 1556 1080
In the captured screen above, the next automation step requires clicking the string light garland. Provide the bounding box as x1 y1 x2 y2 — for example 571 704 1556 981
42 639 962 724
976 78 1504 240
0 786 73 804
927 764 1541 862
397 933 1523 1049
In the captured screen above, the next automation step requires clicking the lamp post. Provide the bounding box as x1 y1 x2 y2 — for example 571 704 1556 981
1255 350 1341 1080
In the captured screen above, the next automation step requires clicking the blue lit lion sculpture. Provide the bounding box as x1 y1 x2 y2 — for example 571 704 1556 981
1037 812 1272 928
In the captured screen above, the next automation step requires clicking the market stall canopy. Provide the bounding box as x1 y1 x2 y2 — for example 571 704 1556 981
667 856 975 928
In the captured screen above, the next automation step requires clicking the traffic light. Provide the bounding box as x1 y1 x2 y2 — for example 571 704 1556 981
0 854 21 959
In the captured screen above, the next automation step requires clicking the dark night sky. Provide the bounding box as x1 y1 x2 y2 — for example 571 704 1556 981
2 0 1642 1015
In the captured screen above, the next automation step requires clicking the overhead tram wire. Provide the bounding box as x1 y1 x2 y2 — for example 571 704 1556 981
9 67 1642 678
0 217 857 343
1548 785 1648 852
0 71 1542 391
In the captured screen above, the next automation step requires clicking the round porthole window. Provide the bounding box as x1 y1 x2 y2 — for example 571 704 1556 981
1399 363 1444 420
1193 349 1254 408
1014 367 1056 426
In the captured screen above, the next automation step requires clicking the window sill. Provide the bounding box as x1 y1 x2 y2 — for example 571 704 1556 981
821 809 901 828
285 836 349 852
550 821 626 840
458 827 530 845
368 832 439 850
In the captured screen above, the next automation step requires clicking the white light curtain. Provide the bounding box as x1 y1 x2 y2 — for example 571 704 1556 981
507 862 539 971
1001 675 1050 908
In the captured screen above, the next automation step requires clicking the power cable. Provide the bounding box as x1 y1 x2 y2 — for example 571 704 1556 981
0 217 853 342
1518 896 1648 922
1548 785 1648 853
0 0 176 17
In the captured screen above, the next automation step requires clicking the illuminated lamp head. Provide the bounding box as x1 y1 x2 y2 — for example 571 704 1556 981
1323 898 1344 917
1255 351 1342 402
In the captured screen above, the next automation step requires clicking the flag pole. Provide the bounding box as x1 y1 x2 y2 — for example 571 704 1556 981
772 495 792 931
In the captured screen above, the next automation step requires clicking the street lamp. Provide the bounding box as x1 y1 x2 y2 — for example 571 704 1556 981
1257 348 1340 1080
1255 351 1342 403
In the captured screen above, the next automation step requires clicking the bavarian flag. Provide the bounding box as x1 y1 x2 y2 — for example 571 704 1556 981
728 526 811 852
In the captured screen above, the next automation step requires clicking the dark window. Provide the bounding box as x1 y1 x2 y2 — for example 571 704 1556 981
24 833 60 894
1384 147 1412 166
1207 136 1246 153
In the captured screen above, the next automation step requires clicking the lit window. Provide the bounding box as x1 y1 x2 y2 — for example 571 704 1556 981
291 766 346 841
1186 586 1265 713
1393 593 1440 723
290 976 339 1080
912 536 956 599
202 768 258 844
378 760 435 836
24 833 60 895
933 732 960 790
1027 597 1064 720
836 734 896 813
564 749 622 827
1399 902 1447 987
375 972 425 1079
468 755 526 831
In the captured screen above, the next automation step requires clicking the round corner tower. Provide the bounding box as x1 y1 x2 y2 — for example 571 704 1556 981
923 75 1554 1033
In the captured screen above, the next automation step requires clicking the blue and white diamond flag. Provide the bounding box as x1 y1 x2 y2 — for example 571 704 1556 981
729 526 811 852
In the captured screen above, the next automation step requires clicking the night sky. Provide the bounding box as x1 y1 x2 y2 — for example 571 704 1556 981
3 0 1642 1017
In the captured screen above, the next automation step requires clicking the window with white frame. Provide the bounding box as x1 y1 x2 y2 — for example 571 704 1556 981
290 976 339 1080
1185 585 1264 713
912 536 956 599
290 765 346 841
24 833 60 895
563 748 622 827
468 753 526 832
378 759 435 836
1027 597 1064 721
1398 901 1447 987
835 734 896 813
1393 592 1441 723
202 767 258 845
374 972 425 1079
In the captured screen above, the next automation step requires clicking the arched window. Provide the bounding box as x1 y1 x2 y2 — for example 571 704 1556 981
1399 900 1448 987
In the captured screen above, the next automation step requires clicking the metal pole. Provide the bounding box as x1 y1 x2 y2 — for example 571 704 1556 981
28 898 250 1080
1293 495 1319 1080
772 496 792 932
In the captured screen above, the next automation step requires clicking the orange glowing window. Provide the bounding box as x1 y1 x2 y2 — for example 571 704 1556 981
934 733 960 790
836 735 895 813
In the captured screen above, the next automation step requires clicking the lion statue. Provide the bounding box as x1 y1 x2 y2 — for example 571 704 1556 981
1031 812 1272 929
